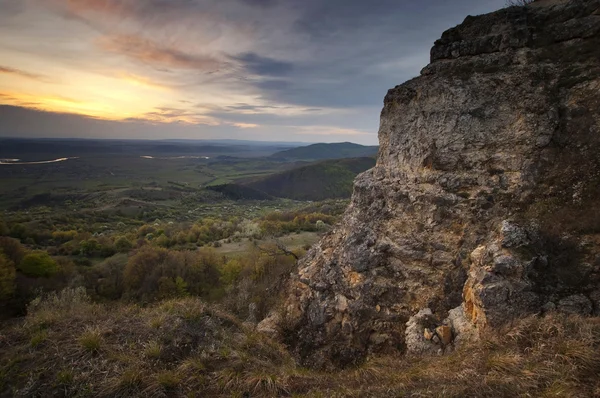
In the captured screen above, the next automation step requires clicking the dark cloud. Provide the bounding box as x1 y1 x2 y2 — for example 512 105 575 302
99 35 225 71
58 0 203 20
0 66 45 81
233 52 294 77
238 0 278 8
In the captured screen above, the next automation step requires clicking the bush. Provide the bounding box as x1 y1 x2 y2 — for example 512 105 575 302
0 218 8 236
114 236 133 253
27 286 90 316
18 251 60 278
0 253 16 300
123 247 222 302
0 237 26 264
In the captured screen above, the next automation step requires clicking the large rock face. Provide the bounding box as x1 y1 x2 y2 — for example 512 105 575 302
274 0 600 369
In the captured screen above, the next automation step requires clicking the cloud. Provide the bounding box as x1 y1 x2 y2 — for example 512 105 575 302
231 122 259 128
290 125 373 137
233 52 294 77
57 0 202 21
239 0 277 7
98 35 225 72
0 66 45 81
136 106 220 125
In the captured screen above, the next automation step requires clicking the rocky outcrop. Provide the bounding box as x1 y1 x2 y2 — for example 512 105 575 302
272 0 600 369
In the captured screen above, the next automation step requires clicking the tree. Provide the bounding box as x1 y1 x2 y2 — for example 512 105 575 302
18 251 60 278
0 253 16 300
0 218 8 236
0 237 26 264
114 236 133 253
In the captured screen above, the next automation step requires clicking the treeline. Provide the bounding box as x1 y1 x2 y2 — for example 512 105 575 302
0 210 334 260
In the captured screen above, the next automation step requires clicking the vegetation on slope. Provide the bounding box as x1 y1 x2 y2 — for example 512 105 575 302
270 142 378 161
244 157 376 201
206 184 274 201
1 291 598 397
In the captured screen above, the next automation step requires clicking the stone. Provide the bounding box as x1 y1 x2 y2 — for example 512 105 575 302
405 309 441 356
435 326 453 346
445 305 478 347
557 295 593 315
276 0 600 369
500 221 530 248
590 290 600 316
541 302 556 313
256 313 280 339
424 328 434 341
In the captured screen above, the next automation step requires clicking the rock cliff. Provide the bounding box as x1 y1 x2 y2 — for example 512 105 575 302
265 0 600 369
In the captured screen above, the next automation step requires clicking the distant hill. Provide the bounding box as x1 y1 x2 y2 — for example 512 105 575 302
270 142 378 161
243 157 376 201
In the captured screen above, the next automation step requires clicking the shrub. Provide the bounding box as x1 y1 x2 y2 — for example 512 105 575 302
123 247 222 302
0 237 26 264
0 253 16 300
114 236 133 253
0 218 8 236
51 230 77 243
27 287 91 316
18 251 60 278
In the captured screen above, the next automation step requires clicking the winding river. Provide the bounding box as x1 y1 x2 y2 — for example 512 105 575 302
0 157 78 165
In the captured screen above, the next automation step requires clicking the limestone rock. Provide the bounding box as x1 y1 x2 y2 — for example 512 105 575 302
435 326 453 346
557 295 593 315
256 313 280 339
590 290 600 316
424 328 434 341
278 0 600 368
405 309 441 356
445 305 478 347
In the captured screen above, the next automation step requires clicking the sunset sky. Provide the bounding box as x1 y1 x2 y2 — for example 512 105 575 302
0 0 506 144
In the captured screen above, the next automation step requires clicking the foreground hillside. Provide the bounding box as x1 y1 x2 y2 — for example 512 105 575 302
244 157 376 201
1 292 598 397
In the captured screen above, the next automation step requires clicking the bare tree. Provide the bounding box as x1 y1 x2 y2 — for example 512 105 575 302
258 239 299 261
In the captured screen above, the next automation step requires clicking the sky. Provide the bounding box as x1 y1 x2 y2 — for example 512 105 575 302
0 0 506 145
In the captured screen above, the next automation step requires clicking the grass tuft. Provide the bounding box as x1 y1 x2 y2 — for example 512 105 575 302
143 341 162 359
156 370 181 390
29 329 48 348
78 328 102 354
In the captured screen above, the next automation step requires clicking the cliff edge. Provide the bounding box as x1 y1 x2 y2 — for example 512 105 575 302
267 0 600 368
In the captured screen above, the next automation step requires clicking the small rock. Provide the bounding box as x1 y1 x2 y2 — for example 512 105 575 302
435 325 453 345
470 245 487 266
589 290 600 316
557 295 592 315
541 302 556 313
444 305 478 347
500 220 530 248
424 328 434 341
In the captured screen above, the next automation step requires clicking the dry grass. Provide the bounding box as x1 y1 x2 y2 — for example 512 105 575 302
78 327 103 353
1 293 599 397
